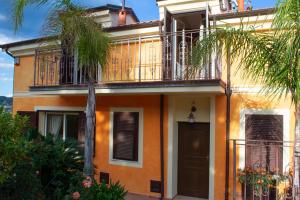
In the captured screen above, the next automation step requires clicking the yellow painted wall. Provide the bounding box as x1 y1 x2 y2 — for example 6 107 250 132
214 94 227 200
14 56 35 92
94 95 168 197
13 95 169 198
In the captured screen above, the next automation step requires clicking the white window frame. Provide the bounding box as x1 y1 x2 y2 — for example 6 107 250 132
44 112 80 140
109 107 144 168
239 109 290 172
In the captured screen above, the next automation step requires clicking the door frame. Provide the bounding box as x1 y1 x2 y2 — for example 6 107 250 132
177 122 210 198
167 96 215 199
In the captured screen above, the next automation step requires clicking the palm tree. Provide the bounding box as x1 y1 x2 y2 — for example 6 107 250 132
192 0 299 195
12 0 110 176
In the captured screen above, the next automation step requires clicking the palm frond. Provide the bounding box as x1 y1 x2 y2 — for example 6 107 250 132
193 0 300 104
13 0 110 81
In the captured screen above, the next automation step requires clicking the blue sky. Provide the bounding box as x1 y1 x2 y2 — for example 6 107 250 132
0 0 276 97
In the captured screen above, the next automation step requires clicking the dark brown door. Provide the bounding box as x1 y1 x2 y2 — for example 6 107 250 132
178 122 210 198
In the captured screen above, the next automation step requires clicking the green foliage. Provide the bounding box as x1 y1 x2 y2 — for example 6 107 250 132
238 167 289 197
30 135 84 200
66 172 127 200
0 108 28 184
0 113 84 200
192 0 300 104
12 0 111 81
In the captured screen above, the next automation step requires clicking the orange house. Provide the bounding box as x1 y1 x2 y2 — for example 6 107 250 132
0 1 296 200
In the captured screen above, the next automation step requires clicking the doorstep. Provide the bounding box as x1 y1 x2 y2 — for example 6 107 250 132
125 193 159 200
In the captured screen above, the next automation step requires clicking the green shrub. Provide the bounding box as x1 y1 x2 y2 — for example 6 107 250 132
30 135 84 200
0 118 84 200
0 109 126 200
66 172 127 200
0 108 28 184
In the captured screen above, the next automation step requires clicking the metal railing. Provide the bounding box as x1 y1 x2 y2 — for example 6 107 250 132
231 139 299 200
33 29 222 87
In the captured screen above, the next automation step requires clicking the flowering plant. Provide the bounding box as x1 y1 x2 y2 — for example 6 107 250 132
238 166 289 196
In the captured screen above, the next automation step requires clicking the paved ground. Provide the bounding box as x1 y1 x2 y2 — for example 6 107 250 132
125 194 206 200
125 193 159 200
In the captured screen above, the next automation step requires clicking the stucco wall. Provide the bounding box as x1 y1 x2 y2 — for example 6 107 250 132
13 95 169 198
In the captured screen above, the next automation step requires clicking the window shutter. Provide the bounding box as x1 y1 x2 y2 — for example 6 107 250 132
245 114 283 171
17 111 38 128
113 112 139 161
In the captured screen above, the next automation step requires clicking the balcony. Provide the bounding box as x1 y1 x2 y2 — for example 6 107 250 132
32 29 224 91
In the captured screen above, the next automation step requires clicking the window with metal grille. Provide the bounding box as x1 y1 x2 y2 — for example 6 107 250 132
245 114 283 171
112 112 139 162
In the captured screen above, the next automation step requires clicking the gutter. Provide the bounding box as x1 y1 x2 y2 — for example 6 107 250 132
5 48 14 58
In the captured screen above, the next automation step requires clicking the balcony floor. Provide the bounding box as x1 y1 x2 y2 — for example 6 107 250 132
29 79 226 95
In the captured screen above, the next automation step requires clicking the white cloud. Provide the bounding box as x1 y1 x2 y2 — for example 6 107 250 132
0 33 26 45
0 14 7 21
5 93 12 97
0 62 13 69
0 77 13 82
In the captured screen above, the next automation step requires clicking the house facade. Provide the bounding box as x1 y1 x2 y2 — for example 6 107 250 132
0 1 295 200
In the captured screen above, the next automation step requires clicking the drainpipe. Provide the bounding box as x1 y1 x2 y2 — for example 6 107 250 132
160 94 165 200
225 46 232 200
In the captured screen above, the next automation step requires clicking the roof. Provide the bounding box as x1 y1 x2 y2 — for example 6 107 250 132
105 20 161 32
87 4 139 22
0 7 275 49
0 20 161 49
0 36 58 49
209 8 276 20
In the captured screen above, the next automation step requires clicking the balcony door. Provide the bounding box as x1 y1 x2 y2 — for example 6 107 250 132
60 45 75 85
163 10 207 81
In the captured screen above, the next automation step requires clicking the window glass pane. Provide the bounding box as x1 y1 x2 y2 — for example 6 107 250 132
66 114 79 140
47 114 64 138
113 112 139 161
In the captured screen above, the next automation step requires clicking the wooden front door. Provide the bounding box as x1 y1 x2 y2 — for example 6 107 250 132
178 122 210 199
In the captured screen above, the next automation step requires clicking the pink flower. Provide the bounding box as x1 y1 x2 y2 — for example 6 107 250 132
82 176 92 188
73 192 80 200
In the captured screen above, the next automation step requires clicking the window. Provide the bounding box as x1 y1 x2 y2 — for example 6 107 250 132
109 108 143 168
245 114 283 171
45 112 81 141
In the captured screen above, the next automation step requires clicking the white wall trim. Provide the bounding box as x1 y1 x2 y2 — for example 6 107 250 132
209 96 216 200
231 87 290 94
14 86 224 97
167 96 176 198
109 107 144 168
167 95 215 199
34 106 85 112
239 109 291 171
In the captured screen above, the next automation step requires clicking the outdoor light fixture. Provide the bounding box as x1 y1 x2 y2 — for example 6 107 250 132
188 101 197 123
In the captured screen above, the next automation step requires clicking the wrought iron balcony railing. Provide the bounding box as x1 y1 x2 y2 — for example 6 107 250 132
231 139 299 200
33 29 222 87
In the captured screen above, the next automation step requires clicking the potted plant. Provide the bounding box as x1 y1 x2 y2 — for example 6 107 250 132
238 167 289 200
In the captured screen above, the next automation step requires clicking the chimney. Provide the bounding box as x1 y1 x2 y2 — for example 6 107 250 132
237 0 245 11
118 0 127 26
